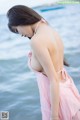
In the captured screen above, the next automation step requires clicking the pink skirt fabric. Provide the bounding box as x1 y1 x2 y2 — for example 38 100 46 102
35 71 80 120
27 51 80 120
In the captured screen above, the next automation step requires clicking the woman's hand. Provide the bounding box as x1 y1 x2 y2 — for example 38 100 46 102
31 36 60 120
50 119 59 120
50 115 59 120
50 118 59 120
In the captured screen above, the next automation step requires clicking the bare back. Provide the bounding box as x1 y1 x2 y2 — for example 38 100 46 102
30 23 64 81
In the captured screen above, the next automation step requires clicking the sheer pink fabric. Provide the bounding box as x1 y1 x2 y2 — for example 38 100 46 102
27 49 80 120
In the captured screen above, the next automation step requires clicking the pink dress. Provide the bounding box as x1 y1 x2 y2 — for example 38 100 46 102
27 51 80 120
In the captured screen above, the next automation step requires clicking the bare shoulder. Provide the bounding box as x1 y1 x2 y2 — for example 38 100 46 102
31 24 63 50
31 25 54 46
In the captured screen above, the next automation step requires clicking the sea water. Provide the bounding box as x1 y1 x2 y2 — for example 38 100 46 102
0 4 80 120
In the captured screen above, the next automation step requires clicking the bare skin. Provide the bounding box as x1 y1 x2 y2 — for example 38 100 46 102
31 23 65 120
31 22 64 82
13 20 65 120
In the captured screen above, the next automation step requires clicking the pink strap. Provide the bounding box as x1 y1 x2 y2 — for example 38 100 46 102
28 51 32 58
41 18 48 24
28 51 70 81
60 68 70 81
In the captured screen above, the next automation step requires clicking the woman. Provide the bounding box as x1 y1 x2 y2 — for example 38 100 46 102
7 5 80 120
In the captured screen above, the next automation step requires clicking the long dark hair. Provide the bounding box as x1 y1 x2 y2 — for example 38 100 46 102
63 57 69 67
7 5 69 67
7 5 43 33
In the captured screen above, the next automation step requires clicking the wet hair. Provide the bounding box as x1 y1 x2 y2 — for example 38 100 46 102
7 5 69 67
7 5 44 34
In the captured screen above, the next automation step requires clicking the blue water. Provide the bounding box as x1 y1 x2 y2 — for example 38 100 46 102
0 4 80 120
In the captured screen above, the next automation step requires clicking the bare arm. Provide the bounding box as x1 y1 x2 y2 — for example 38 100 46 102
31 37 59 120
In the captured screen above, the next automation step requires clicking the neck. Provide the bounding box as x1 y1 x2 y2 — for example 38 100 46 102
31 19 48 36
32 20 42 35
